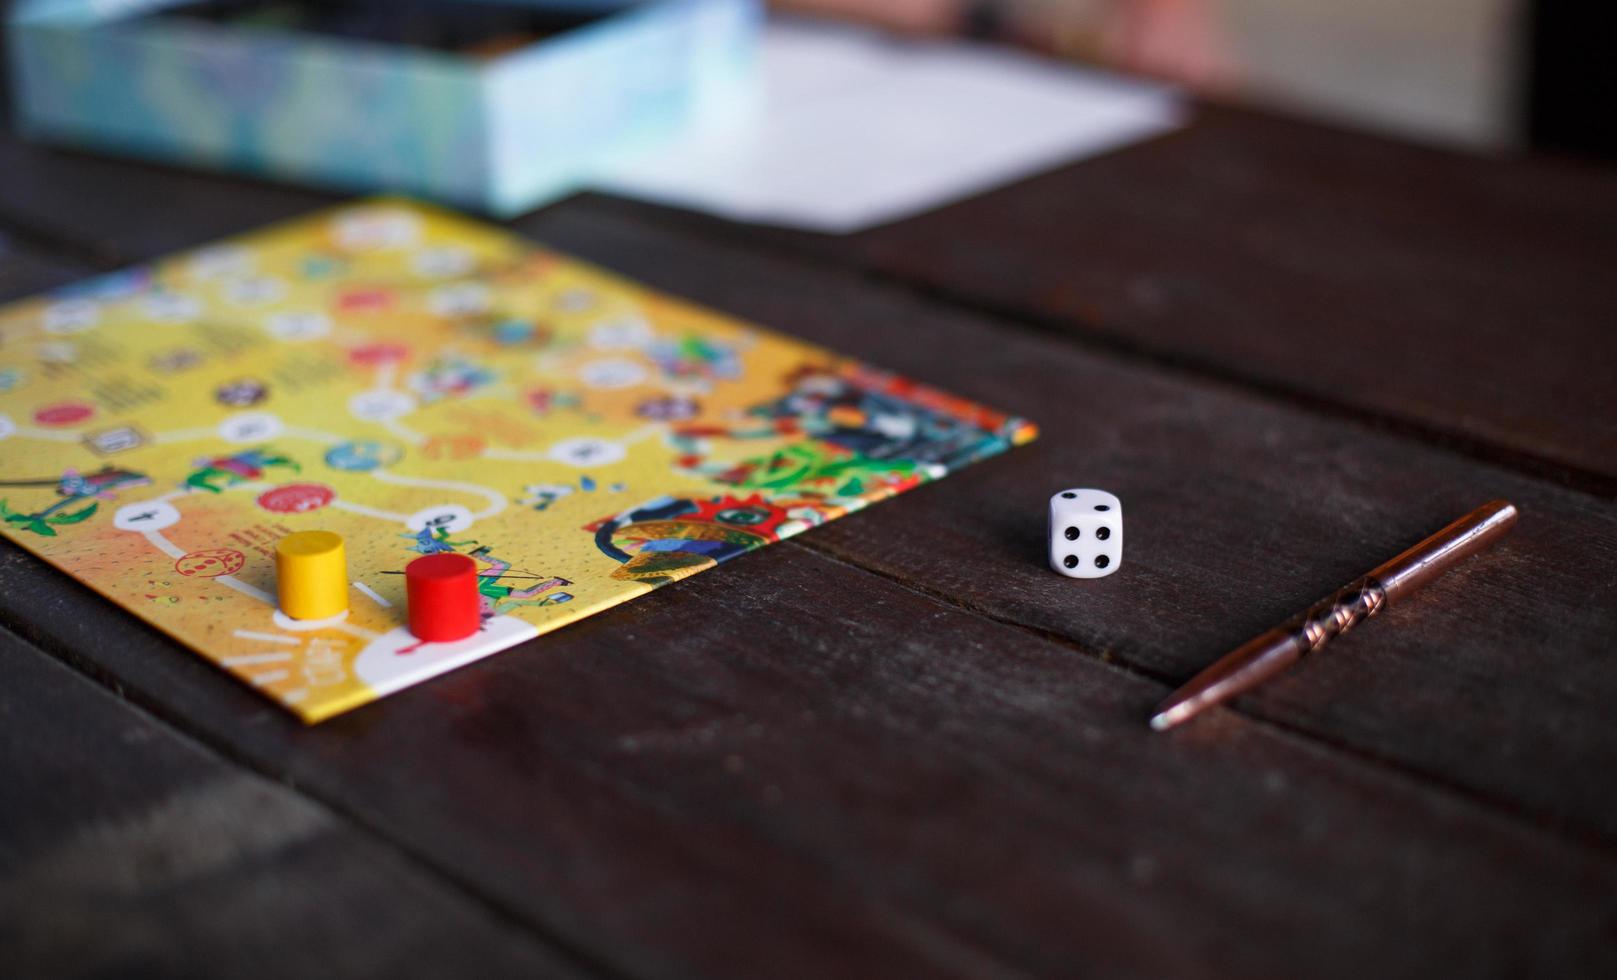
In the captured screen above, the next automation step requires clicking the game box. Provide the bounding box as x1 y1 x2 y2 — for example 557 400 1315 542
6 0 761 214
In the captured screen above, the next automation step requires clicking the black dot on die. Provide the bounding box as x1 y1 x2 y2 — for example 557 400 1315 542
1060 492 1076 499
1062 555 1078 569
1094 555 1110 568
1095 527 1110 540
1094 504 1110 511
1064 526 1079 540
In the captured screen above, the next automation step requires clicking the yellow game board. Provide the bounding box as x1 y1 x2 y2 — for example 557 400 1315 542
0 200 1035 722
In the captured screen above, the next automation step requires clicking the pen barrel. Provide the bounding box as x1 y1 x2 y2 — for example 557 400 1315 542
1166 581 1388 720
1372 499 1518 603
1152 500 1518 731
1286 500 1517 657
1287 580 1388 656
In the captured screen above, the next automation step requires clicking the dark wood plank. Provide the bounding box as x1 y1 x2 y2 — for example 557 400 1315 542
0 231 91 301
0 627 589 979
0 135 340 264
511 203 1617 844
833 104 1617 487
6 538 1617 979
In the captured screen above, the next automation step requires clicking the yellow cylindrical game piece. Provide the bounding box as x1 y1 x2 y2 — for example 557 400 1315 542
275 531 348 620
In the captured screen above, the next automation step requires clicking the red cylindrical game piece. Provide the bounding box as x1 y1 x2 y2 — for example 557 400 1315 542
405 553 482 642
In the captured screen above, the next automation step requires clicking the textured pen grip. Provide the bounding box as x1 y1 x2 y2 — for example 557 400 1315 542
1289 579 1388 655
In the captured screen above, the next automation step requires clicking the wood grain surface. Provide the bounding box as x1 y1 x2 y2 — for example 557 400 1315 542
516 205 1617 843
3 43 1617 978
843 106 1617 489
0 230 88 301
564 106 1617 490
0 628 588 979
5 538 1617 980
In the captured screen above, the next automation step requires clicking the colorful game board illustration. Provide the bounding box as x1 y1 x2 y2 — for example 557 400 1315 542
0 200 1036 722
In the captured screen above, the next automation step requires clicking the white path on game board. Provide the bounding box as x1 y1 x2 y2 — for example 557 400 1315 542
352 580 392 608
154 424 344 447
272 607 348 631
13 426 82 443
478 447 551 462
141 529 187 560
330 499 412 523
285 426 343 446
333 620 381 641
228 631 300 648
217 576 276 605
267 606 379 639
216 471 499 528
142 526 276 605
147 407 410 452
222 652 296 667
622 423 667 445
370 469 506 520
380 417 428 446
481 423 665 465
250 670 290 686
154 428 218 444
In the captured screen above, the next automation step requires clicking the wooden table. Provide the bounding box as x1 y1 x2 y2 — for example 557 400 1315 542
4 73 1617 977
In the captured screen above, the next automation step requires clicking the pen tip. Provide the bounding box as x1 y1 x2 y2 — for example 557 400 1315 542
1149 699 1193 732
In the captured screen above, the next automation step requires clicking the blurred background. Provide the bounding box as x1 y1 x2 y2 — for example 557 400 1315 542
776 0 1612 157
5 0 1612 202
1 0 1613 272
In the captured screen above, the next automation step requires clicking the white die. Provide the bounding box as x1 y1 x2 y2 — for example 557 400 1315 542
1048 489 1122 578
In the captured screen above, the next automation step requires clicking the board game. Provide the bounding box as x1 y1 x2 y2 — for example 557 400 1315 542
0 200 1035 722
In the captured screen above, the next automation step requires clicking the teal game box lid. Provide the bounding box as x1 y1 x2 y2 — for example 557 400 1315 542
7 0 761 215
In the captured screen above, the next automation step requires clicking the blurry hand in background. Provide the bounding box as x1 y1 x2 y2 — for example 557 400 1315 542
772 0 1238 91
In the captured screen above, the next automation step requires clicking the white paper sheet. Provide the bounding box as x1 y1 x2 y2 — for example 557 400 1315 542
593 17 1187 233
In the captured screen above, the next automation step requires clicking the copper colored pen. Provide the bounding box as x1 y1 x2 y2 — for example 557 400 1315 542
1150 499 1518 732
